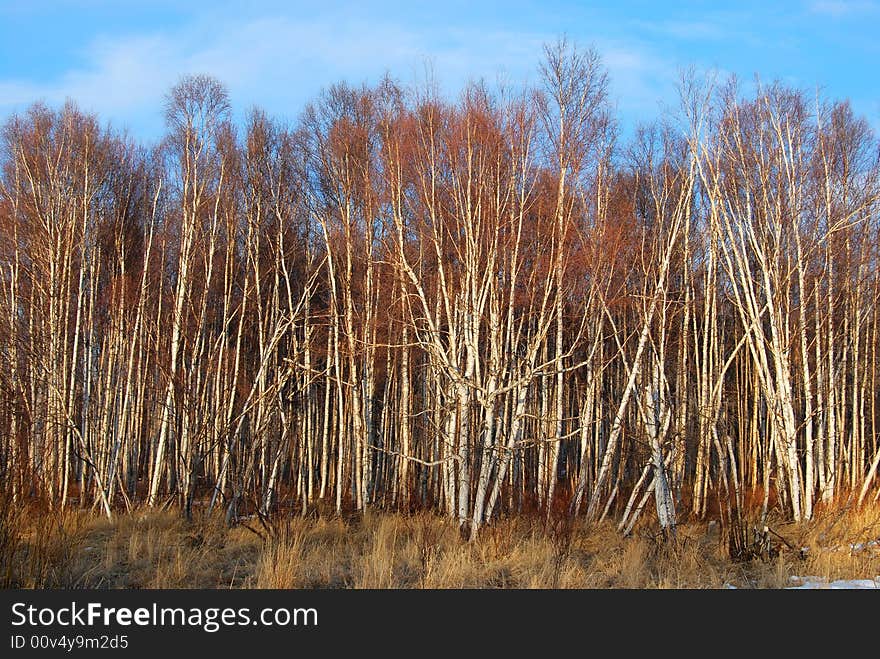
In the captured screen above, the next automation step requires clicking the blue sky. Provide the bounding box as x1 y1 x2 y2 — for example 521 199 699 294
0 1 878 143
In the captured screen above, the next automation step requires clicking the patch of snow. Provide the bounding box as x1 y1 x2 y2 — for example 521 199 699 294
797 538 879 555
787 575 880 589
849 539 879 552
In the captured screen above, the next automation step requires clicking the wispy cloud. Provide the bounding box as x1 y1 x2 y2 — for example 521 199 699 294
0 11 679 136
808 0 878 17
0 6 739 140
598 42 677 115
0 13 556 135
632 19 727 41
0 36 168 110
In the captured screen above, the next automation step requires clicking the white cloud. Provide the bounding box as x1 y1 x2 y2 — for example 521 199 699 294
0 34 181 137
0 14 544 130
633 19 726 41
593 40 679 128
0 10 683 140
808 1 878 16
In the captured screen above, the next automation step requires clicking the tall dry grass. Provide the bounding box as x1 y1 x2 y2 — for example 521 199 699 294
2 502 878 589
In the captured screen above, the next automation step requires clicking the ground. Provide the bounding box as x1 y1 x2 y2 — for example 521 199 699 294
3 500 879 589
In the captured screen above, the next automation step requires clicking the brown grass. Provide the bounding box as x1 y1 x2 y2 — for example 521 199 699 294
3 502 878 589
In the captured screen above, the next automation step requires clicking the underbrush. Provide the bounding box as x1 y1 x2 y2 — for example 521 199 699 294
2 500 878 589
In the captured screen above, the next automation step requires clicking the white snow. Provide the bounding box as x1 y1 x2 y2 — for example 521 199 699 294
848 539 879 552
721 576 880 589
797 538 879 556
786 575 880 589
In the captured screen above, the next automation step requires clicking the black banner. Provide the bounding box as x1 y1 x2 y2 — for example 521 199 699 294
0 588 873 654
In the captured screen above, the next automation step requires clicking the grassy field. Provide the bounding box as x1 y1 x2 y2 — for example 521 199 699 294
2 499 879 589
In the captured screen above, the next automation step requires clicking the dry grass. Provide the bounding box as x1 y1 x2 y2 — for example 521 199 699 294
3 501 879 589
782 503 880 585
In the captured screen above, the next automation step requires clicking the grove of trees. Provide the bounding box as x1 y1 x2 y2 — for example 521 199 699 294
1 41 878 539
